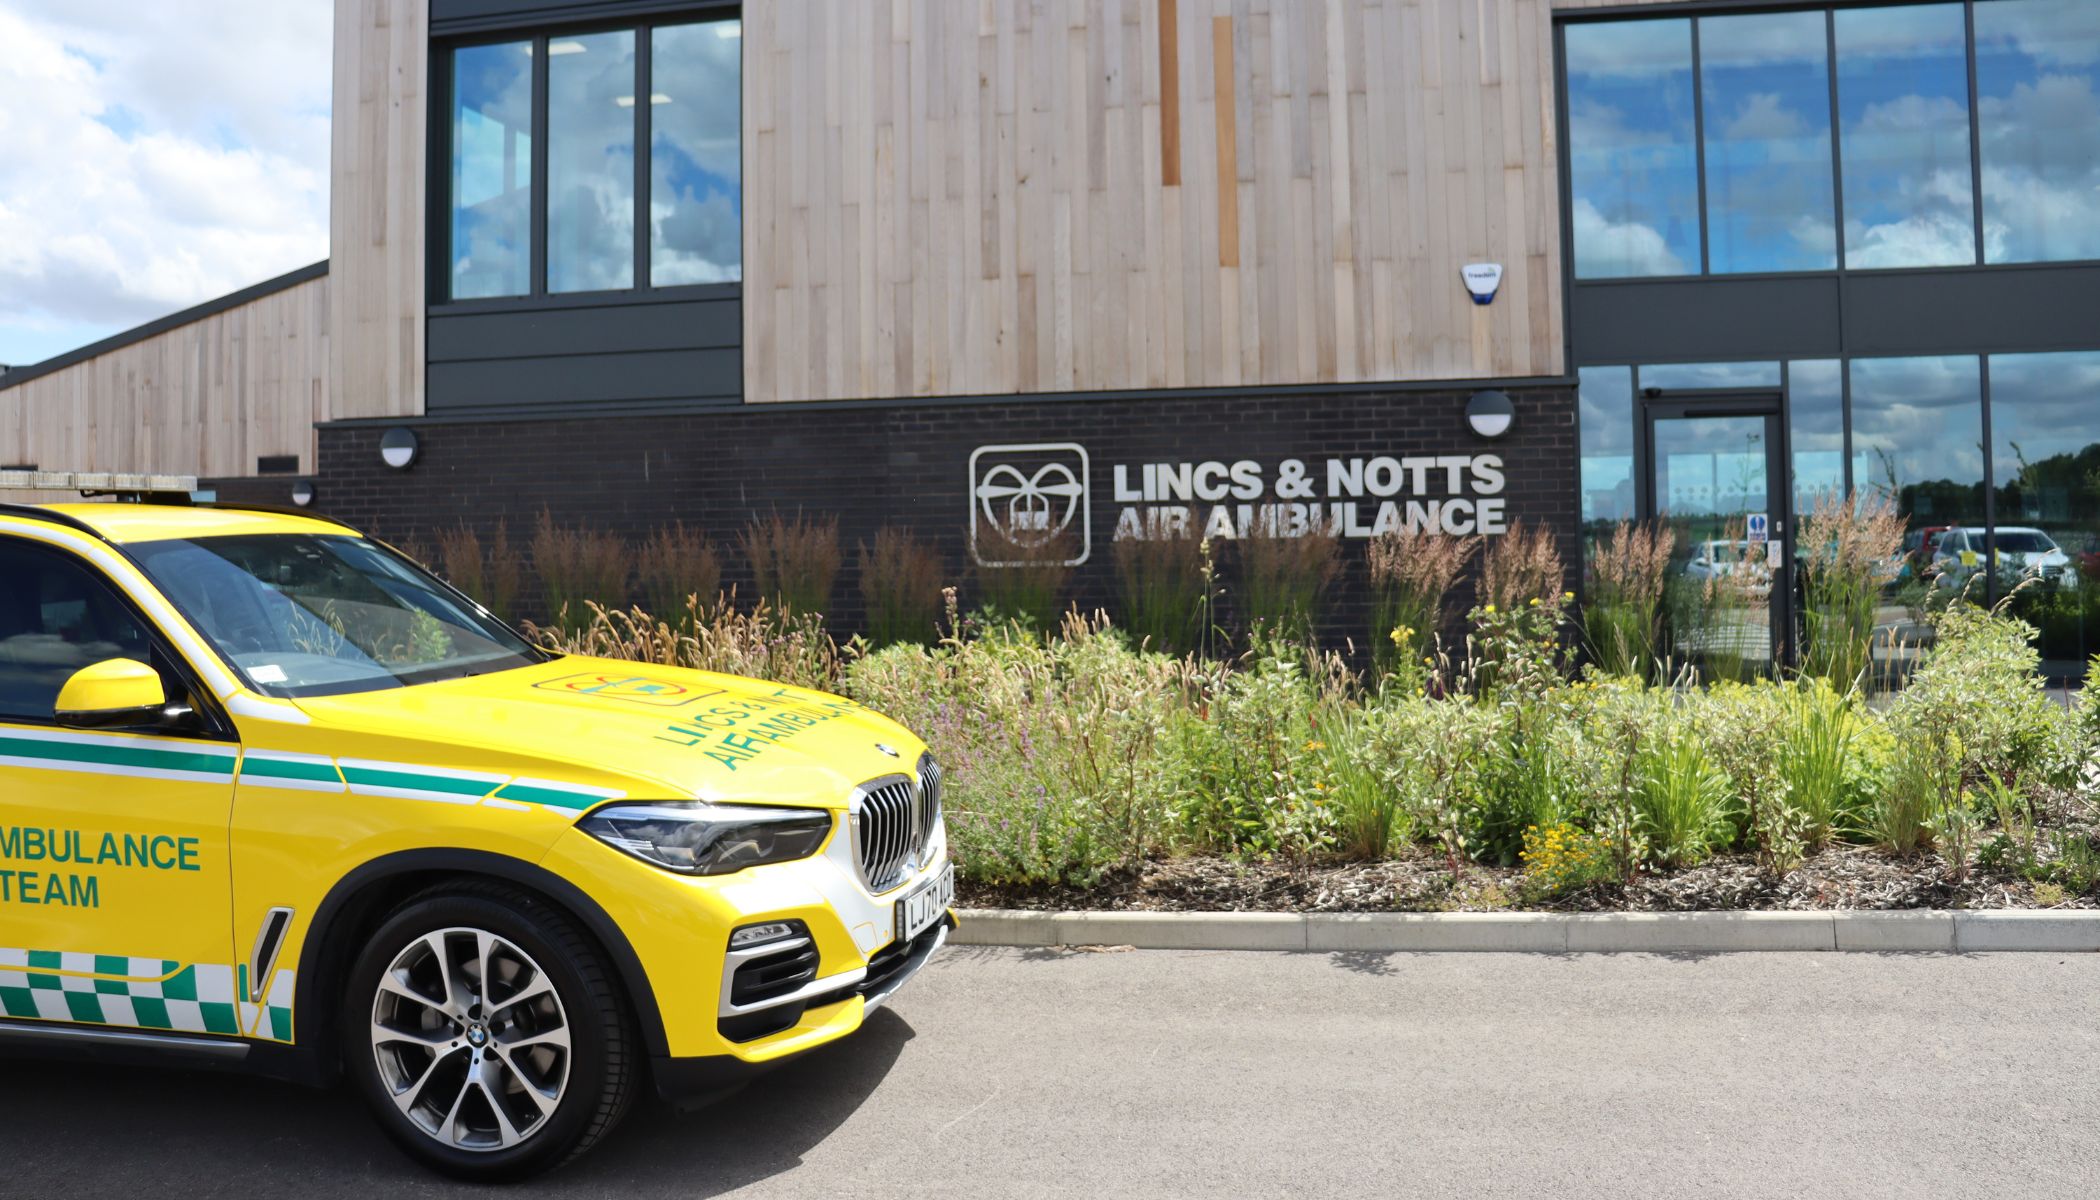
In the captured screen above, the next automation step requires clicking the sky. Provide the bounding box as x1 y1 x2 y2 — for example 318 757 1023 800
0 0 332 368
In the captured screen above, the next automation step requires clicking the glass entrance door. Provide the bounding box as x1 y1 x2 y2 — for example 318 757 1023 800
1643 408 1787 678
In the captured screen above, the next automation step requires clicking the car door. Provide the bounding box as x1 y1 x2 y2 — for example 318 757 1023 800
0 531 242 1038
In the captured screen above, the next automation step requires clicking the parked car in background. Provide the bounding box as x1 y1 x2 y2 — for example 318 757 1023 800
1900 525 1954 582
1930 526 2079 590
1684 540 1774 597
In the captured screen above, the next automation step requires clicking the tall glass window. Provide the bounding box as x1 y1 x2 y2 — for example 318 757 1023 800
1850 355 1986 530
1987 351 2099 668
1975 0 2100 263
651 20 743 285
1565 21 1701 278
451 42 534 300
1700 12 1838 273
1579 366 1638 535
547 31 637 293
1833 4 1977 268
1787 360 1848 516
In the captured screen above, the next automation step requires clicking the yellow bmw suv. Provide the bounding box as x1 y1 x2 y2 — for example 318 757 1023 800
0 479 953 1180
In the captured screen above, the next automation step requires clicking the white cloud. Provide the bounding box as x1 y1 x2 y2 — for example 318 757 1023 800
1722 92 1810 143
0 1 330 366
1571 197 1689 278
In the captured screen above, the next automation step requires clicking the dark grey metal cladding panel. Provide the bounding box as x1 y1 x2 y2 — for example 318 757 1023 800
428 347 740 412
1844 266 2100 356
428 299 738 362
1571 277 1841 365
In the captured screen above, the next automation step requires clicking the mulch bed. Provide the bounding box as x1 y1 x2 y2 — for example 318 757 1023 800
958 845 2096 913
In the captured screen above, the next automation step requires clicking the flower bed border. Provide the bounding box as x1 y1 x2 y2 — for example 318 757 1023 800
954 908 2100 953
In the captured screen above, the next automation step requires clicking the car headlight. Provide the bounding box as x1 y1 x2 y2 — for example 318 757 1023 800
577 802 833 875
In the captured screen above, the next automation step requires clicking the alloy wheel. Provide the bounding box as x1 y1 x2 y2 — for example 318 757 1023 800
369 927 572 1152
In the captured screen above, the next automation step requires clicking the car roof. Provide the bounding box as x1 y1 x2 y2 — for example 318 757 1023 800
4 503 357 545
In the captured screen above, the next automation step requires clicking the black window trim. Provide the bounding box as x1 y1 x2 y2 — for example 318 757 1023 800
429 3 745 313
0 533 237 742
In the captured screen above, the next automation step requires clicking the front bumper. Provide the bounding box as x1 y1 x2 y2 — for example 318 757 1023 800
540 810 952 1064
652 912 954 1108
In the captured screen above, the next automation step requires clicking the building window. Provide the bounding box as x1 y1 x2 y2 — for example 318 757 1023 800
1701 11 1837 273
451 40 535 300
1579 365 1637 531
548 31 638 293
1565 20 1700 278
1564 2 2100 278
1975 0 2100 263
441 14 741 304
1987 351 2098 666
1834 4 1976 268
651 20 744 285
1850 355 1986 531
1786 360 1849 517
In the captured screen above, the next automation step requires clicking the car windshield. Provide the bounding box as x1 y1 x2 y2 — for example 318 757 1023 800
128 533 544 697
1995 531 2056 555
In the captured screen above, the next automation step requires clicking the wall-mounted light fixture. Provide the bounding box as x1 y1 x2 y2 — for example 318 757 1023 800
380 427 420 470
291 480 316 508
1466 390 1514 440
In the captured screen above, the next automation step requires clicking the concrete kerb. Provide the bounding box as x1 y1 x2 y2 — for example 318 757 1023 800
951 908 2100 954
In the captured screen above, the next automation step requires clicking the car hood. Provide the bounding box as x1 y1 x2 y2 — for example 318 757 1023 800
286 655 924 810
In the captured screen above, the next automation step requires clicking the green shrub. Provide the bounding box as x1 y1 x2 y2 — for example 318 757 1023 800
1633 726 1734 868
1171 641 1331 857
1864 731 1945 856
1469 709 1576 866
1775 680 1868 848
1316 708 1411 860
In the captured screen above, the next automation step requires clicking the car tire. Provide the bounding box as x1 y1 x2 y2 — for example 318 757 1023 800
342 882 638 1182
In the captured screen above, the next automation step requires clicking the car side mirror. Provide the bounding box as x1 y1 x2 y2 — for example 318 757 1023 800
55 658 169 729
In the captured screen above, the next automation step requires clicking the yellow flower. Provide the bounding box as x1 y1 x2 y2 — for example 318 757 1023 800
1485 604 1497 614
1563 591 1575 602
1529 597 1542 607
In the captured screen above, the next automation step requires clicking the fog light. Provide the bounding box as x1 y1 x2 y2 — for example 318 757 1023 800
731 921 801 949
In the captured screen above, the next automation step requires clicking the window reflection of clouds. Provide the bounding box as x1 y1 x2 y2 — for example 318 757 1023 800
1788 360 1848 513
1700 12 1837 273
1579 366 1636 524
1849 356 1985 526
1834 4 1977 268
1976 0 2100 263
1566 20 1700 278
1987 352 2100 523
452 42 533 300
1637 361 1782 391
651 21 742 286
548 31 636 294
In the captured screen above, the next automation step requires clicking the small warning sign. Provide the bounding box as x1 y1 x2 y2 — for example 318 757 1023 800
1746 513 1770 545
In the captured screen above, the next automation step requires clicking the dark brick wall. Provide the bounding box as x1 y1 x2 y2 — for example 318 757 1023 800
312 385 1578 649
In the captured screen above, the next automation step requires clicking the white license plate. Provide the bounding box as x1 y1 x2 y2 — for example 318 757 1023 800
897 863 955 942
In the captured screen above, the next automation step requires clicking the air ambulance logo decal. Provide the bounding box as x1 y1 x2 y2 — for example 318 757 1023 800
533 673 723 707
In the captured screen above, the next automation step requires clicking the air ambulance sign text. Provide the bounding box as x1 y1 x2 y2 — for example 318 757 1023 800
1110 454 1509 542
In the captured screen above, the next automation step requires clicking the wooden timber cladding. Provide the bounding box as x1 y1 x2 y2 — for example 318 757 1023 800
330 0 427 421
742 0 1565 404
0 276 331 479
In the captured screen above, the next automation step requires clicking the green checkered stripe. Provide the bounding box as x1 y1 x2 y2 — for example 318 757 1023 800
0 949 293 1043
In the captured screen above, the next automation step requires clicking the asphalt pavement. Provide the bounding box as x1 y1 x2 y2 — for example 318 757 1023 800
5 946 2097 1198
